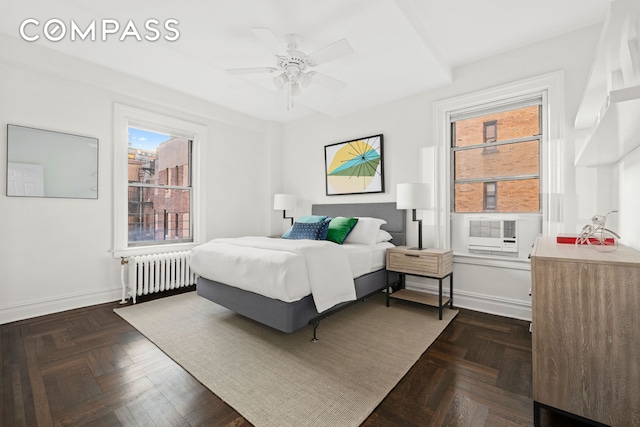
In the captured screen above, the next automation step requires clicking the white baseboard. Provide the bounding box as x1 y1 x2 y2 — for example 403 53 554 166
0 287 123 325
1 282 532 325
404 281 532 321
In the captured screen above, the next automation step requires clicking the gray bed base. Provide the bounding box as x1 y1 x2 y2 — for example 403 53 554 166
196 269 399 340
196 202 405 340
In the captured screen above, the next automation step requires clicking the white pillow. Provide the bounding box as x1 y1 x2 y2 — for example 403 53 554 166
376 229 393 243
344 217 387 246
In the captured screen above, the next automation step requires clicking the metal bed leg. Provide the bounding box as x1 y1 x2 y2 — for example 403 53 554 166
438 277 443 320
449 272 454 309
311 321 320 342
386 271 390 307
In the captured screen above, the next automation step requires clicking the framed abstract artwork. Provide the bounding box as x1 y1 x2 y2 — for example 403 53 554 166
324 134 384 195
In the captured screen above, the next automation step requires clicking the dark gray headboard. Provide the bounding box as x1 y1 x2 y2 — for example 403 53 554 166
311 202 405 246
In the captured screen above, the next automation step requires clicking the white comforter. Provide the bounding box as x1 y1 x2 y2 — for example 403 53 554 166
190 237 357 313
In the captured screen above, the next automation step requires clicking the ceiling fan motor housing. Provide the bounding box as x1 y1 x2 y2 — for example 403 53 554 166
277 50 311 73
227 29 351 98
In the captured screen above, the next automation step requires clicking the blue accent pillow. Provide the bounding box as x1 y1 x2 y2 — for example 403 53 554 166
298 215 328 222
286 221 328 240
282 215 328 238
319 217 332 240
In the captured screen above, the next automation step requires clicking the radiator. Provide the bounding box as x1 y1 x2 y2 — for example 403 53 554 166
121 251 196 303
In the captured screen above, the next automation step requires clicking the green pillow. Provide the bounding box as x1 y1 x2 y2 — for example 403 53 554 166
325 217 358 244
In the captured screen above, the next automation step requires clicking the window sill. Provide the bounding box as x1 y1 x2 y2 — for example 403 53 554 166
112 242 201 259
453 252 531 271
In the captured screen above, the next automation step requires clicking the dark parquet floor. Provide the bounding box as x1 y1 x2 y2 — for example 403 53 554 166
1 295 592 427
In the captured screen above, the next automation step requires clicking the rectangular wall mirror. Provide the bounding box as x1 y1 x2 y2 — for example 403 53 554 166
6 124 98 199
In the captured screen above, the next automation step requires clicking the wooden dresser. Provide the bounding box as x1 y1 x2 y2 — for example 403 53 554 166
530 237 640 426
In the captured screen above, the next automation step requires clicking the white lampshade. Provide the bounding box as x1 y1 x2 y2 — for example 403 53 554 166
273 193 296 211
396 183 430 210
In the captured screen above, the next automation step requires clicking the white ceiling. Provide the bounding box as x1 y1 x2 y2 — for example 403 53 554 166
2 0 610 123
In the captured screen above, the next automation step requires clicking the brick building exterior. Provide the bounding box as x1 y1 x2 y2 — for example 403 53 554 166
453 105 540 213
127 137 191 242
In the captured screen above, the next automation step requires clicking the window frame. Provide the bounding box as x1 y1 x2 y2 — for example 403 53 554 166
113 104 207 258
127 130 193 246
432 71 565 249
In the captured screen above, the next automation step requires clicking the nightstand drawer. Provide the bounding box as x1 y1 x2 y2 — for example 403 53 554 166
385 247 453 278
387 252 440 275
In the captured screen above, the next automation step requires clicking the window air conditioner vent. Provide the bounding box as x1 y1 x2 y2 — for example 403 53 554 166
503 220 516 238
468 219 518 254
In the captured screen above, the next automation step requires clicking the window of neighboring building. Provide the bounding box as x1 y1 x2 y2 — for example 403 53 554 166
484 182 497 210
483 120 498 153
451 98 542 213
113 105 206 257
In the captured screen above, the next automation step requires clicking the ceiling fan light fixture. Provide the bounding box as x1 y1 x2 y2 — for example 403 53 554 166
273 73 289 90
285 64 301 79
298 72 312 88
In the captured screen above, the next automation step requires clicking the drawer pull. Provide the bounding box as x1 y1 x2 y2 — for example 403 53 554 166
404 253 420 258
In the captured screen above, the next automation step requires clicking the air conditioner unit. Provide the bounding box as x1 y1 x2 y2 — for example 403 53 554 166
467 219 518 254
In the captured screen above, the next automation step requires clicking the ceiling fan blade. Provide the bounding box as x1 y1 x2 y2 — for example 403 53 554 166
307 39 354 66
251 27 287 55
309 72 347 92
226 67 277 75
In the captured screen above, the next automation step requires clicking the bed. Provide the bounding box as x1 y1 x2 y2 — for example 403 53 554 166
193 202 405 340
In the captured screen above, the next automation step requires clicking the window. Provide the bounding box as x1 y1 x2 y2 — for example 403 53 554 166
451 99 542 213
484 182 497 210
482 120 497 153
127 127 192 245
434 72 562 250
113 105 206 257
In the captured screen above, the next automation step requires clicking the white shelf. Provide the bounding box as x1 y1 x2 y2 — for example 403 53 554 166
575 85 640 167
574 0 640 167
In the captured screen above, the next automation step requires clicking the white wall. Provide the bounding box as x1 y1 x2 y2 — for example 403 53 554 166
616 147 640 250
575 135 638 252
281 25 602 320
0 33 280 323
0 23 614 324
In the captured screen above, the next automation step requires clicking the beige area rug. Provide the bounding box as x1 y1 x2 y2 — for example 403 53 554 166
114 292 457 427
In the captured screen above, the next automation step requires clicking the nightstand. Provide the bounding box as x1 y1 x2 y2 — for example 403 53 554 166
385 246 454 319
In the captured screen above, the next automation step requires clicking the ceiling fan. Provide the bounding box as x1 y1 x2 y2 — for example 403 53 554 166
226 28 354 109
